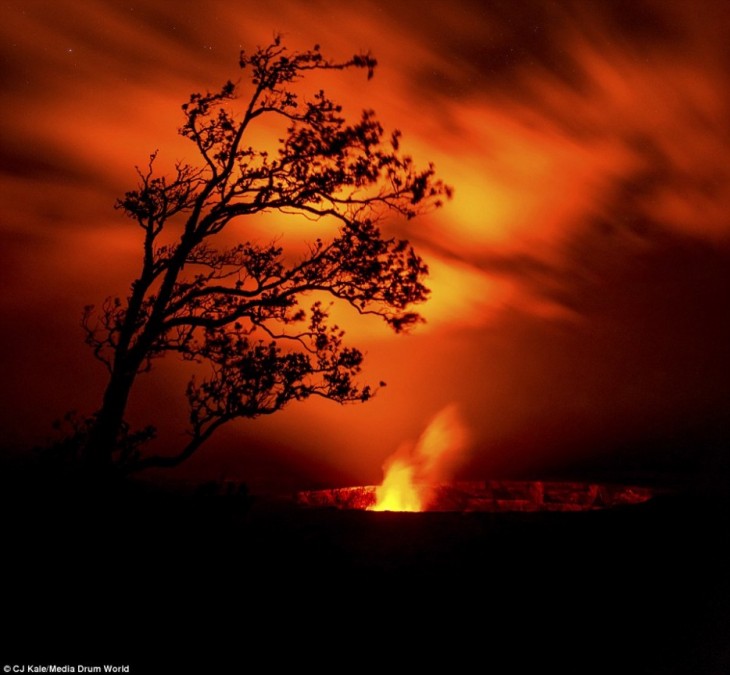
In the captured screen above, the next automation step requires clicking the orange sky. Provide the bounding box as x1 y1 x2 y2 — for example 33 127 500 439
1 0 729 489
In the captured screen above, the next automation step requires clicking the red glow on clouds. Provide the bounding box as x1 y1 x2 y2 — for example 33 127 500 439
1 0 729 487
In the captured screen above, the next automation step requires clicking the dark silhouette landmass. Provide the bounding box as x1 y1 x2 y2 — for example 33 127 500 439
1 459 728 672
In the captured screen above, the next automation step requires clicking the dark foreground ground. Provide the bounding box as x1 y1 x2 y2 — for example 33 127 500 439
1 473 728 673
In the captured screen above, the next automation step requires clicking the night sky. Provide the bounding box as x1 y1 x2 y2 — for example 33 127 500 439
2 0 729 490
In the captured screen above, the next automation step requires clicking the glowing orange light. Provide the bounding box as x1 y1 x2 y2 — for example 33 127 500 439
369 404 468 512
369 458 424 512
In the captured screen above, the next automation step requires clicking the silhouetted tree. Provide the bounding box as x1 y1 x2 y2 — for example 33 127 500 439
79 37 450 473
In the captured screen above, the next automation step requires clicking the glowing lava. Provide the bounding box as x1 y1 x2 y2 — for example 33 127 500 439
369 459 422 512
301 403 658 514
369 405 468 512
296 481 656 512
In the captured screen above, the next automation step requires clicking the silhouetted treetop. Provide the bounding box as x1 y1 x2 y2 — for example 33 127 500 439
78 37 451 472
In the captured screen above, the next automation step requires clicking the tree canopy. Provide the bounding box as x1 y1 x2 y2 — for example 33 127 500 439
77 37 450 472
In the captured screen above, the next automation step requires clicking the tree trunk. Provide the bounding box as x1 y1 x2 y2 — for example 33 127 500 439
83 364 137 472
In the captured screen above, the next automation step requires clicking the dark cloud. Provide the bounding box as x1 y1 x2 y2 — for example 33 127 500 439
592 0 688 45
374 0 718 108
0 138 98 184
